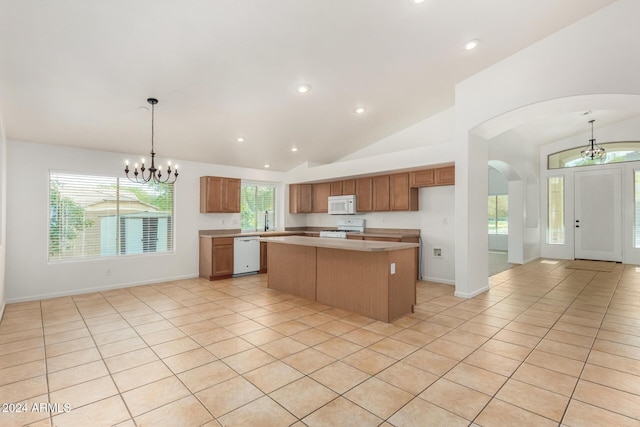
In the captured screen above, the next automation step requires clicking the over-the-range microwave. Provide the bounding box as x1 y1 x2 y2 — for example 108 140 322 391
328 195 356 215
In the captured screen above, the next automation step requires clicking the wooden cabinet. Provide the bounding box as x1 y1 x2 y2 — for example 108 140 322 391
410 169 435 187
289 184 313 213
364 235 420 279
347 234 364 240
410 165 455 188
372 175 390 211
328 179 355 196
435 166 455 185
200 176 241 213
390 173 418 211
355 178 372 212
342 179 356 195
312 183 331 213
260 241 268 273
199 237 234 280
330 181 343 196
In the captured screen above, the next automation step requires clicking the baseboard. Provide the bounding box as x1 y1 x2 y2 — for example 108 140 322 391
454 284 490 299
523 256 539 264
421 276 455 285
0 302 5 324
5 274 199 304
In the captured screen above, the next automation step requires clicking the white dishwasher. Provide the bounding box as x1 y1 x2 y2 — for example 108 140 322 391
233 236 260 276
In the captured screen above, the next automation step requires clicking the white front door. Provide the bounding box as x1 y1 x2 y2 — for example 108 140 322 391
574 168 622 262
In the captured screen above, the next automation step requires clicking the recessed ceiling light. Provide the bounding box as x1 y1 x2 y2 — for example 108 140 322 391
297 84 311 94
413 0 426 3
291 147 298 152
354 107 366 115
464 39 480 50
236 137 245 143
264 163 270 168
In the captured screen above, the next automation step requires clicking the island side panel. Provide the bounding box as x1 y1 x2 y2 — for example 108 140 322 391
316 248 389 321
387 248 417 322
267 242 317 300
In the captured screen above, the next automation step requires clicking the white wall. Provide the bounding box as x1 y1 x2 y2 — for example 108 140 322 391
488 134 541 263
454 0 640 296
282 108 457 284
0 116 6 318
539 116 640 264
289 185 456 285
5 140 285 302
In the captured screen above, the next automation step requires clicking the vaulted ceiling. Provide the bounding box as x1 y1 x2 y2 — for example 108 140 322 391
0 0 617 171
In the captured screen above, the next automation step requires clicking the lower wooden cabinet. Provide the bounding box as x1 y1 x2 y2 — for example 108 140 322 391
199 237 234 280
260 241 268 273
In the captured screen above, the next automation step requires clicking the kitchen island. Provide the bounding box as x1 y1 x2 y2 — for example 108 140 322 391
259 236 419 322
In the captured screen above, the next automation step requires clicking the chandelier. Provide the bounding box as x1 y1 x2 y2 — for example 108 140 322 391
580 119 606 160
124 98 179 184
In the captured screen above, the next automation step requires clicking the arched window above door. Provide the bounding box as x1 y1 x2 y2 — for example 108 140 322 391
548 141 640 169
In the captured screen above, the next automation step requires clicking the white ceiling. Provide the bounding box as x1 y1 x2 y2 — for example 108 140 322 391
0 0 618 171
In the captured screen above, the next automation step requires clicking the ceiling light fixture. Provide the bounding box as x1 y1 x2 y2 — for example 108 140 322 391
291 147 298 152
125 98 178 184
297 84 311 94
354 107 366 115
581 119 606 160
464 39 480 50
413 0 426 3
236 137 245 143
264 163 271 168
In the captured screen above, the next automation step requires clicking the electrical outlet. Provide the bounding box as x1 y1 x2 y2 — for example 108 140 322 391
433 248 442 257
390 263 396 275
105 268 112 276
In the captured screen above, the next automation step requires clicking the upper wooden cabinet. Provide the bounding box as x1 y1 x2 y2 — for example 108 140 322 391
372 175 390 211
330 181 343 196
435 166 455 186
390 173 418 211
355 178 373 212
342 179 356 195
289 184 313 213
410 165 455 188
409 169 434 187
312 183 331 213
200 176 241 213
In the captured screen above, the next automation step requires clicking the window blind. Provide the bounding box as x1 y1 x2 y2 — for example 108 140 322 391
241 183 276 231
49 171 174 261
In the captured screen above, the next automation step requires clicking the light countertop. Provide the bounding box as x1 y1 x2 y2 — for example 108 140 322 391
259 235 419 252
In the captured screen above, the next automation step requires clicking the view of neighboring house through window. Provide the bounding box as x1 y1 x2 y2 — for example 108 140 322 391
49 172 174 261
241 182 275 231
547 176 565 245
488 195 508 235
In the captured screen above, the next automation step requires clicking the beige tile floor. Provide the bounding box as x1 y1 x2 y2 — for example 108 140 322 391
0 258 639 426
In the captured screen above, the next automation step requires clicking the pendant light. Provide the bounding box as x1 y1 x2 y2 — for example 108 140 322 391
580 119 606 160
124 98 179 184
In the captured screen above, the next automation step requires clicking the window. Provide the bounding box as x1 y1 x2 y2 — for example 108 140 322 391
488 195 508 235
548 141 640 169
49 172 174 261
547 176 565 245
241 182 276 231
